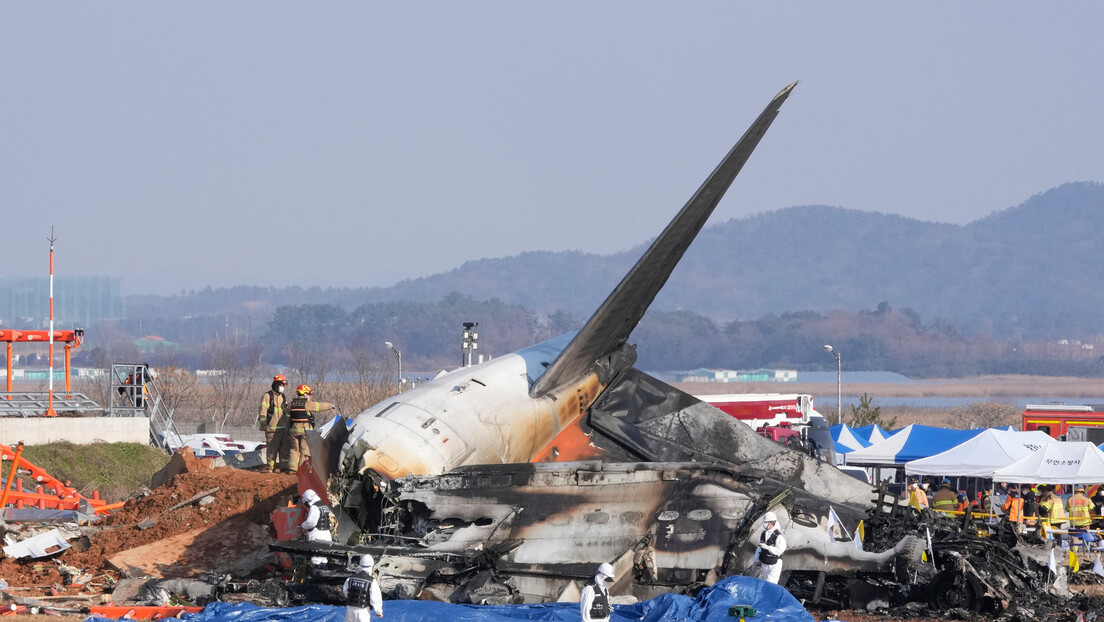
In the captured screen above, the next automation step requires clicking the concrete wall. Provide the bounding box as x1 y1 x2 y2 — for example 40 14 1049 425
0 416 150 446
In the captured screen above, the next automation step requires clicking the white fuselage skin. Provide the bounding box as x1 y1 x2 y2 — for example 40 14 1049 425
342 334 603 479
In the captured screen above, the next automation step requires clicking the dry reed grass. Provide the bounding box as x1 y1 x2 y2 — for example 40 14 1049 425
678 375 1104 399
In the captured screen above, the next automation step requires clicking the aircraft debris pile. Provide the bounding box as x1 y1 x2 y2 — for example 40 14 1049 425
0 449 297 614
787 482 1104 619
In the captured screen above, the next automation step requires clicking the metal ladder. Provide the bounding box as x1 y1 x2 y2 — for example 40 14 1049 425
107 363 180 451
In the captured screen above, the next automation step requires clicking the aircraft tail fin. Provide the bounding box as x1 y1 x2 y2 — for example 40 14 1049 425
530 81 797 398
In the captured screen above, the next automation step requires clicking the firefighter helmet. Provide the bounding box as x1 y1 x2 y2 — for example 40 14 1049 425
273 374 288 384
297 384 312 396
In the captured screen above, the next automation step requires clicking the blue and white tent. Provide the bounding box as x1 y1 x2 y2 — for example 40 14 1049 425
843 424 989 467
851 424 896 444
830 423 872 454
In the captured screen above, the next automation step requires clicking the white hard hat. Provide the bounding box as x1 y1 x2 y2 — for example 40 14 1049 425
762 511 778 524
359 554 375 569
301 489 319 503
597 562 615 580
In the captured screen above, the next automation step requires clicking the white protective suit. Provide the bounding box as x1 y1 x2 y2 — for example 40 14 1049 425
580 563 615 622
754 522 788 584
300 490 333 566
342 556 383 621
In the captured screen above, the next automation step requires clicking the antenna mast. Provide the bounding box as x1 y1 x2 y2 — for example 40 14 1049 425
46 228 57 417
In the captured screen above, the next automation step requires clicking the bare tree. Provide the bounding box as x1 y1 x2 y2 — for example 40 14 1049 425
153 365 204 422
283 340 333 399
202 338 266 431
317 344 394 427
951 401 1020 429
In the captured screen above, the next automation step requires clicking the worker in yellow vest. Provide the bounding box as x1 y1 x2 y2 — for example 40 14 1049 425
903 478 928 511
258 374 290 473
1039 486 1069 531
285 384 335 474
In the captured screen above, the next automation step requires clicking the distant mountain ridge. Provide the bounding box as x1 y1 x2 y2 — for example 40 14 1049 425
370 181 1104 337
129 182 1104 339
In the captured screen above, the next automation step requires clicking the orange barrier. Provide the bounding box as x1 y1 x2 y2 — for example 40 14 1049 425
271 503 306 569
88 605 205 620
1 442 110 513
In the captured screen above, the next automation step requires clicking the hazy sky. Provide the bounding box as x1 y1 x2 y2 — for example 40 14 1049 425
3 3 1102 295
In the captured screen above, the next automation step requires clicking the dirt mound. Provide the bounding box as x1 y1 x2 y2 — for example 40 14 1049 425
0 464 296 588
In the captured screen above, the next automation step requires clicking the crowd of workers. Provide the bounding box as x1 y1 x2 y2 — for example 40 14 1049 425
902 476 1104 534
258 375 335 474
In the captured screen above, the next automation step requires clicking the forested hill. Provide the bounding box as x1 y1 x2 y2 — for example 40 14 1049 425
357 181 1104 337
129 182 1104 339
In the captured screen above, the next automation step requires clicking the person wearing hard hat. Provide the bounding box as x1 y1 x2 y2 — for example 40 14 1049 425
342 554 383 620
258 374 289 473
1067 485 1095 529
580 562 615 622
931 479 958 516
754 511 788 584
285 384 335 474
300 488 334 567
902 477 928 511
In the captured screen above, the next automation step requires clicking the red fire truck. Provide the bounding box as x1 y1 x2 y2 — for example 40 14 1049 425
696 393 814 428
694 393 834 462
1021 403 1104 440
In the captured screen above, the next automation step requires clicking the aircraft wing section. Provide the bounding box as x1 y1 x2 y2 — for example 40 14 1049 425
587 367 875 507
529 81 797 398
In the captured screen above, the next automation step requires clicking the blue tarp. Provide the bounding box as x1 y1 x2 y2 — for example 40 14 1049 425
86 577 813 622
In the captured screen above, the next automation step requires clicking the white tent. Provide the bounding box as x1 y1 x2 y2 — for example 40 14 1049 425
991 441 1104 484
904 429 1056 477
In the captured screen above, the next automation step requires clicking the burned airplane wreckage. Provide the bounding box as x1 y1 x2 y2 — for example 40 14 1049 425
280 82 1092 615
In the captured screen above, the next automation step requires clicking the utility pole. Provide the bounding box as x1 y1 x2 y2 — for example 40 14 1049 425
823 344 841 426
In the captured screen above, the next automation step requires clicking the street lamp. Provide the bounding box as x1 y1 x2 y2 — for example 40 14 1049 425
384 341 403 393
823 345 841 426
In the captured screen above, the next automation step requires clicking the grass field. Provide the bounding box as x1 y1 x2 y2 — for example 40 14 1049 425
19 441 170 502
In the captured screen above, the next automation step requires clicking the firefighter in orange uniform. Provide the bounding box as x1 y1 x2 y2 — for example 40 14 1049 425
285 385 335 474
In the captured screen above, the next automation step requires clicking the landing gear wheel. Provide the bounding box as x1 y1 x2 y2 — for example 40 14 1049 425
928 569 983 611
